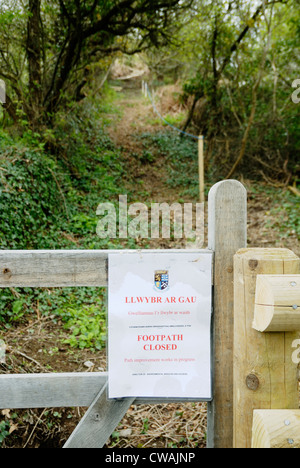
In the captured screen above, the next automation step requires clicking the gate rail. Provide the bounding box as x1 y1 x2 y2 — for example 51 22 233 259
0 181 248 448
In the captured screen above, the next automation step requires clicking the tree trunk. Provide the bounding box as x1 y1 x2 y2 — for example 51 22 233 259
225 3 273 179
184 2 266 132
27 0 42 125
182 95 201 133
45 33 82 118
3 94 18 124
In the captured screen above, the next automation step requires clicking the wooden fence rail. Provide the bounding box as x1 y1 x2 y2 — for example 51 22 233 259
0 373 108 409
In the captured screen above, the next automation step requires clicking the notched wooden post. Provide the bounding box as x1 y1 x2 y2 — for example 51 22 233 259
233 248 300 448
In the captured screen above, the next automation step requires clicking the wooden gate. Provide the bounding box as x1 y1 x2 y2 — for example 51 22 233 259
0 180 247 448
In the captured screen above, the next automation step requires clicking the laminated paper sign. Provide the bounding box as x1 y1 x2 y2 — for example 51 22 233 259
108 252 212 400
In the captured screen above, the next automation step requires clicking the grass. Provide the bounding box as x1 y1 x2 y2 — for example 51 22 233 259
136 130 209 200
249 182 300 242
268 192 300 241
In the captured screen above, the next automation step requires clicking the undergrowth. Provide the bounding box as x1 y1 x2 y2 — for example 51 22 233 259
0 86 131 340
136 131 200 199
138 130 299 244
253 183 300 241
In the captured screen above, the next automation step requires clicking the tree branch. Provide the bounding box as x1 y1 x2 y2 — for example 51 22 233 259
219 0 290 78
2 93 18 123
58 0 76 26
225 3 274 179
27 0 42 122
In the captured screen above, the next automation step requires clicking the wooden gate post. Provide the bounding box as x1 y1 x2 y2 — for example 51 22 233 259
207 180 247 448
233 248 300 448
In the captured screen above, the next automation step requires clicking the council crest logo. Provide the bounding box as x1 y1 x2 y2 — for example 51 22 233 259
154 270 169 291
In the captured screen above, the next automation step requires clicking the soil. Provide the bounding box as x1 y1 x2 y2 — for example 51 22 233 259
0 78 298 449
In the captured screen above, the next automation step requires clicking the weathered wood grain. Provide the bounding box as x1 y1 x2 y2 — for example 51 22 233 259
252 410 300 448
0 250 108 287
253 274 300 332
0 373 108 408
233 248 300 448
63 383 135 448
0 371 209 408
207 180 247 448
0 249 211 288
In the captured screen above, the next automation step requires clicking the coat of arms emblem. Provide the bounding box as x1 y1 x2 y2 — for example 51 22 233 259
154 270 169 291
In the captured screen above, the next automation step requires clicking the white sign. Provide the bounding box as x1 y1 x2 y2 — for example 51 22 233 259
108 251 212 400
